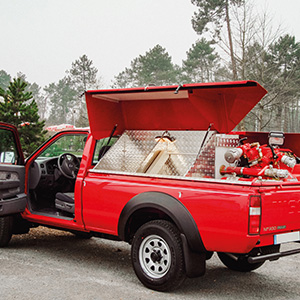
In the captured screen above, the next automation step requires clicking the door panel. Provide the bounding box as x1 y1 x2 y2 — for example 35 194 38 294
0 123 27 216
0 164 27 216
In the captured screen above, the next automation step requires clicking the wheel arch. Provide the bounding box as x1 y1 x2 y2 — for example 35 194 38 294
118 191 205 252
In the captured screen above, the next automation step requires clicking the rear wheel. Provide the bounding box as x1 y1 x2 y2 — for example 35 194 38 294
0 216 13 247
131 220 186 291
217 252 264 272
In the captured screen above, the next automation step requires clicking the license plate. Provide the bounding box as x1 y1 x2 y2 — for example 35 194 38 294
274 231 300 245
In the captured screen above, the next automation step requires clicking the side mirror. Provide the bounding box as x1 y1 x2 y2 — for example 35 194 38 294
268 131 284 146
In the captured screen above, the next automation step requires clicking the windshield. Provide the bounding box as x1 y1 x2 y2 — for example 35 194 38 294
38 133 88 158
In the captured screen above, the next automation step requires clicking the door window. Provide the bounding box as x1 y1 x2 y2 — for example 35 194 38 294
0 128 19 164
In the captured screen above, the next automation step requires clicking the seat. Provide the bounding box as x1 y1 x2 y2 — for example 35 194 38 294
55 192 75 214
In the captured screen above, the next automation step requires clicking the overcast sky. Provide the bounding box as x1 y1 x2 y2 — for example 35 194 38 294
1 0 300 88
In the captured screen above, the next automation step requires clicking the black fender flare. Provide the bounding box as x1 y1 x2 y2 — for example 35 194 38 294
118 191 206 253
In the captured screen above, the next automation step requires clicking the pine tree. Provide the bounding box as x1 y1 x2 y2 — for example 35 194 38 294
181 38 220 83
0 78 46 156
191 0 244 80
113 45 179 88
44 77 77 125
66 54 99 127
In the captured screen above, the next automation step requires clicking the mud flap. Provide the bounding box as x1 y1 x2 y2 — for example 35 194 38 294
181 233 206 278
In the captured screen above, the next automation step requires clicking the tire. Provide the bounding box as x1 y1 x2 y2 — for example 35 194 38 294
131 220 186 292
217 252 264 272
0 216 13 247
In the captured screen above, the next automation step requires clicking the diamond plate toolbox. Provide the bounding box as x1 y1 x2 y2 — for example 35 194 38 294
94 130 239 179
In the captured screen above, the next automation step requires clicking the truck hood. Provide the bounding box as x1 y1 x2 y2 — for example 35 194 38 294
85 81 267 139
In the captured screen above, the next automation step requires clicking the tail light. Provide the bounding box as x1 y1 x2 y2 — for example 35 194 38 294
249 195 261 235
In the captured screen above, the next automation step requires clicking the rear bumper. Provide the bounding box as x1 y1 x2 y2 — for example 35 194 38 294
248 246 300 264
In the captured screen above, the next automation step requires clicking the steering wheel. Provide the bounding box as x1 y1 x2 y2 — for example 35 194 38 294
57 153 80 179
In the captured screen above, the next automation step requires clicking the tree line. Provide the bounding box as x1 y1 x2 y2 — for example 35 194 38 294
114 1 300 133
1 0 300 155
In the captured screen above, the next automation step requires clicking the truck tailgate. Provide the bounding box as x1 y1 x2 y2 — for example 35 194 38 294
260 184 300 240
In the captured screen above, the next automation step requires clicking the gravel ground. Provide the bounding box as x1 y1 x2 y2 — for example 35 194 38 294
0 226 300 300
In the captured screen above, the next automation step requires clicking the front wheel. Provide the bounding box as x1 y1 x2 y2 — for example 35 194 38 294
0 216 13 247
131 220 186 291
217 252 264 272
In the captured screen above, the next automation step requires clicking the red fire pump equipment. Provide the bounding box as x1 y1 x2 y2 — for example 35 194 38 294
220 132 298 180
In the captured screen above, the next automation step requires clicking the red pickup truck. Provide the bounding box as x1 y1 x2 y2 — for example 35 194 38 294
1 80 300 291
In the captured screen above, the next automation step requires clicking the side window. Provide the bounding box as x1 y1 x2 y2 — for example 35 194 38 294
38 134 88 158
0 129 18 164
93 137 118 164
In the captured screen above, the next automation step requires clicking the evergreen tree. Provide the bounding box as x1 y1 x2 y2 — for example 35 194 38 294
191 0 244 80
181 38 220 83
264 35 300 132
12 72 47 121
44 77 77 125
243 35 300 132
113 45 180 88
67 54 98 93
66 54 99 127
27 82 47 121
0 78 46 156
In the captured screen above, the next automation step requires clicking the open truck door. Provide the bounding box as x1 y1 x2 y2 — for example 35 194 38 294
0 123 27 217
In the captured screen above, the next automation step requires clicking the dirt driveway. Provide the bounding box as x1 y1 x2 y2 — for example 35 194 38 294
1 227 300 300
